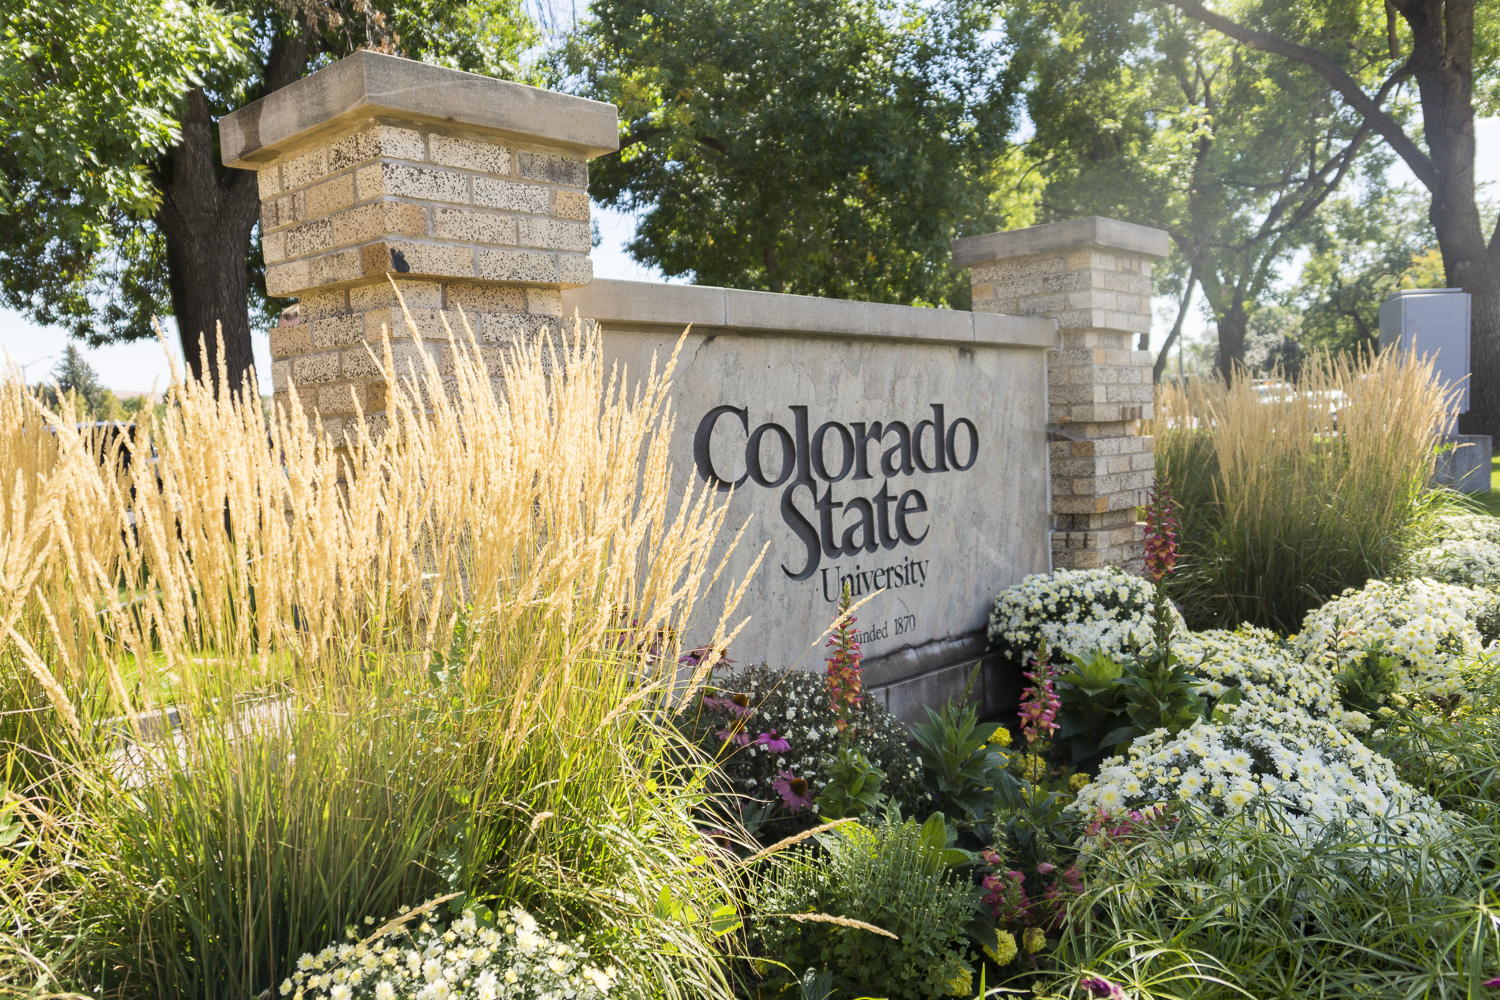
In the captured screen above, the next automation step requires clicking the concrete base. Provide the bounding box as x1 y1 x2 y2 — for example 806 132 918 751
1435 434 1493 493
863 632 1010 724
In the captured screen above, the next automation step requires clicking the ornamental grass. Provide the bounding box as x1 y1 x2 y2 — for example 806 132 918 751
1152 348 1460 632
0 300 757 999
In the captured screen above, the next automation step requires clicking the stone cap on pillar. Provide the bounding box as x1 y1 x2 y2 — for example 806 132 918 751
221 50 618 168
952 216 1169 268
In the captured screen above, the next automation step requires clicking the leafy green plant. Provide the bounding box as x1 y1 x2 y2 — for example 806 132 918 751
814 747 887 820
755 817 979 1000
1053 650 1129 765
910 693 1018 831
1107 648 1208 750
1336 639 1402 717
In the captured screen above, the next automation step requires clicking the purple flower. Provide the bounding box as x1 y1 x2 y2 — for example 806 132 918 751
716 726 751 747
1486 978 1500 988
771 770 814 811
756 729 791 752
1078 976 1126 1000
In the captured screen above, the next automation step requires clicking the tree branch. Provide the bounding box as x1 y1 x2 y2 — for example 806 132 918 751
1156 0 1437 189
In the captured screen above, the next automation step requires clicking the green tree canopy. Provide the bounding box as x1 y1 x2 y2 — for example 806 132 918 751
569 0 1017 307
1005 0 1393 379
0 0 536 393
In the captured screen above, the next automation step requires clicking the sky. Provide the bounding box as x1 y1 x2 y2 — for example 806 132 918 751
3 119 1497 393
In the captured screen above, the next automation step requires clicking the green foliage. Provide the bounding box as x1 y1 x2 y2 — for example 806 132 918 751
1109 648 1209 748
910 696 1017 831
35 345 108 419
814 747 886 821
1053 650 1128 764
568 0 1014 306
1005 0 1393 373
1336 639 1401 718
755 817 978 1000
0 0 535 346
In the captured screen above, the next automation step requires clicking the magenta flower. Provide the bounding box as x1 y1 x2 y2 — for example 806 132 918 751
756 729 791 752
1018 648 1060 746
1079 976 1126 1000
716 726 751 747
1143 479 1178 584
772 770 814 811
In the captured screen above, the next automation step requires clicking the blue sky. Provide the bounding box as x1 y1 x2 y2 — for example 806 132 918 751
3 120 1497 394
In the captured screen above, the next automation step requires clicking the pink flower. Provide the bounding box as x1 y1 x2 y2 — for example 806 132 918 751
1018 649 1060 745
771 770 814 811
1143 479 1178 584
756 729 791 752
826 587 864 732
1079 976 1126 1000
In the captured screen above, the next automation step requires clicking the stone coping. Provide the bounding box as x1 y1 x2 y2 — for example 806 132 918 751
222 51 619 169
561 278 1060 349
952 216 1170 267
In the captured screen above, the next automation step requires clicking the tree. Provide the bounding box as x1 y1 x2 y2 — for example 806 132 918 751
1004 0 1389 381
39 344 109 419
568 0 1016 307
1154 0 1500 434
1289 185 1438 354
0 0 536 395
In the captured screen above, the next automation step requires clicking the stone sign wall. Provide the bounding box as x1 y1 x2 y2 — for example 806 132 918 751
222 52 1165 720
561 281 1056 717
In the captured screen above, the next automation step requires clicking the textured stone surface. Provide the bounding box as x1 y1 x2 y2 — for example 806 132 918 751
601 323 1051 678
221 50 618 167
956 216 1167 573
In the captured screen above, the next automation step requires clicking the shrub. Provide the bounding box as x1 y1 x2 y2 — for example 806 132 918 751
0 317 748 1000
754 818 977 1000
1151 349 1457 632
987 568 1184 667
1070 704 1456 860
280 904 618 1000
681 665 926 822
1171 626 1368 729
1294 578 1498 699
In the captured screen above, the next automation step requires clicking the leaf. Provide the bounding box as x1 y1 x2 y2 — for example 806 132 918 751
710 903 741 937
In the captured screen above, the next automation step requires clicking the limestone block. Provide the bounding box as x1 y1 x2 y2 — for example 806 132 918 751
552 189 589 220
329 124 426 170
434 208 518 246
476 249 559 284
359 241 476 281
269 325 311 357
309 248 363 286
281 146 330 190
446 283 526 314
558 256 593 287
429 133 512 175
258 168 281 200
330 201 430 247
473 178 550 214
284 218 335 258
525 287 563 316
292 352 341 384
350 280 443 312
518 217 590 253
311 313 365 349
517 150 587 187
304 174 357 219
356 162 470 205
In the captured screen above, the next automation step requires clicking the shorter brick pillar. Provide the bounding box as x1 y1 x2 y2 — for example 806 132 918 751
220 51 618 438
953 217 1169 572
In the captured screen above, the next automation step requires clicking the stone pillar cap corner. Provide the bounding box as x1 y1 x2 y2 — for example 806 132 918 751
952 216 1170 268
220 49 619 169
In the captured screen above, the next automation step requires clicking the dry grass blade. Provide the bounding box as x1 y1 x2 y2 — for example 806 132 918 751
765 913 899 940
741 818 861 865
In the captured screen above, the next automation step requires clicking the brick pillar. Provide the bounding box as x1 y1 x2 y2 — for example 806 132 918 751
952 217 1169 573
220 51 617 439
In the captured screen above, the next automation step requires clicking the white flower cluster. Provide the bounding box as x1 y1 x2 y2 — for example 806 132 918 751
1171 627 1367 731
1409 538 1500 591
1071 704 1455 853
280 906 617 1000
1434 512 1500 547
1294 578 1497 698
988 568 1185 665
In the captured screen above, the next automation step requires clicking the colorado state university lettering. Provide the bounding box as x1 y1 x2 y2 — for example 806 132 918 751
692 404 979 581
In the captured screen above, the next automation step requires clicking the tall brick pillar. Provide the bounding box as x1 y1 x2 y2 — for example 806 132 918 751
220 51 617 438
953 217 1169 573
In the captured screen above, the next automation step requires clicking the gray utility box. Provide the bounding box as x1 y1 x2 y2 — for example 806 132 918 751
1379 287 1472 414
1380 287 1490 493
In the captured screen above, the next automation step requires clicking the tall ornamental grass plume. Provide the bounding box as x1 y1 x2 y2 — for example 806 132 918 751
1151 348 1461 632
0 300 760 1000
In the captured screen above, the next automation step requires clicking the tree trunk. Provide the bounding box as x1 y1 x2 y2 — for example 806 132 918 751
1215 298 1248 383
1154 264 1199 383
155 28 308 396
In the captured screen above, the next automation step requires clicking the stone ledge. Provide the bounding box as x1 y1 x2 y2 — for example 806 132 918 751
560 278 1059 349
221 51 619 169
952 217 1170 268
